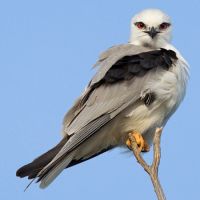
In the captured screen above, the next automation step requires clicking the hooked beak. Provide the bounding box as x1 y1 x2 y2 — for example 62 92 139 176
144 27 160 39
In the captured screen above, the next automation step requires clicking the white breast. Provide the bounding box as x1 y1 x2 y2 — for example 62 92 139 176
161 44 189 116
121 45 189 143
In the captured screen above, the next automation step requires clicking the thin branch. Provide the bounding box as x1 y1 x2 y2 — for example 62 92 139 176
128 127 166 200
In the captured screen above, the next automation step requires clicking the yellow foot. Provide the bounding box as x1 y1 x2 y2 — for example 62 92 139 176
126 131 150 152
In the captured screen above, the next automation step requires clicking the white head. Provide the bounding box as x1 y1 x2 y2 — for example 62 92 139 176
130 9 172 48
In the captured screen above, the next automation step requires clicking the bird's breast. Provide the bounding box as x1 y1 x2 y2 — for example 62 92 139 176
120 56 188 142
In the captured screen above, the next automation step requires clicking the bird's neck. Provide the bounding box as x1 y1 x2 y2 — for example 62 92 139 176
129 38 170 49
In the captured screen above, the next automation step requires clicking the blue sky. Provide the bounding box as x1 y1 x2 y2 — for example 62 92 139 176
1 0 200 199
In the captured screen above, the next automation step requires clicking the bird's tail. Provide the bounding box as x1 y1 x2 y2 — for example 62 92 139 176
16 136 69 180
37 151 74 188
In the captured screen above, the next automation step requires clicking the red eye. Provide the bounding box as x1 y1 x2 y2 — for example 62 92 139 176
135 22 146 29
159 23 170 30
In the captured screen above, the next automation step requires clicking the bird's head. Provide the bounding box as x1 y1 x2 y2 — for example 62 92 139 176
130 9 172 48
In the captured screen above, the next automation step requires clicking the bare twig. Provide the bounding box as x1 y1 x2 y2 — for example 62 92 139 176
129 127 166 200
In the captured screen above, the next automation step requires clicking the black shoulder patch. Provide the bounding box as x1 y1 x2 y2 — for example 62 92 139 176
102 48 177 83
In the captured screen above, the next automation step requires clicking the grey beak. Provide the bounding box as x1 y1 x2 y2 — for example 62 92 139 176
145 27 159 39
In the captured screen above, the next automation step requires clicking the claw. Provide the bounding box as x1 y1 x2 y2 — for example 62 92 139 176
126 131 150 152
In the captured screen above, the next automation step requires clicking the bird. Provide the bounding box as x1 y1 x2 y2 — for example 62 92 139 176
16 8 189 189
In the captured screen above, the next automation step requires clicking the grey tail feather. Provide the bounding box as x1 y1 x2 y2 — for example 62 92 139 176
39 153 74 189
37 147 113 189
16 136 69 179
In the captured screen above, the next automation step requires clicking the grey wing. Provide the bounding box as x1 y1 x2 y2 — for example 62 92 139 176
62 44 151 134
91 44 151 85
55 77 148 153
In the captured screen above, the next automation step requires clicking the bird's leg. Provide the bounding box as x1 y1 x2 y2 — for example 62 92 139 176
126 131 150 152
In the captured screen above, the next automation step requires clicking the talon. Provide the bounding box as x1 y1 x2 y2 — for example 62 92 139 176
126 139 132 149
126 131 150 152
